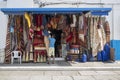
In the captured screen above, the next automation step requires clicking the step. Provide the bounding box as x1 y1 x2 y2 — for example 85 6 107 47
0 66 120 71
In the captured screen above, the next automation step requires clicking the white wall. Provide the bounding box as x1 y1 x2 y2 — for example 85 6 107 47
112 5 120 40
0 1 7 49
0 12 8 49
7 0 33 8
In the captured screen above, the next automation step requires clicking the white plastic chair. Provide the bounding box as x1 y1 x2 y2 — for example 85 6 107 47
11 51 22 64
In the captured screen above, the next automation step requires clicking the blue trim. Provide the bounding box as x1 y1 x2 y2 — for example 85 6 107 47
111 40 120 60
1 8 111 15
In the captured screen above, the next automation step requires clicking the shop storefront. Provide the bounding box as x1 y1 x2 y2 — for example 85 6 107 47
1 8 111 64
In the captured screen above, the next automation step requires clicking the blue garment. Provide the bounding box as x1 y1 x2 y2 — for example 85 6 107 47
43 29 49 36
49 37 56 47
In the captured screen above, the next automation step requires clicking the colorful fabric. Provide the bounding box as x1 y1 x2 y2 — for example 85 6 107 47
5 25 11 63
66 32 73 43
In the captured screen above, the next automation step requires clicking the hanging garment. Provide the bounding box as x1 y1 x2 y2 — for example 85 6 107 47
100 24 106 49
91 17 100 57
78 15 84 42
36 15 42 27
78 31 84 42
42 15 47 27
58 15 66 30
72 28 77 44
50 17 57 29
19 26 24 54
5 25 11 63
24 13 31 28
83 16 88 36
66 32 73 43
104 21 110 43
78 15 84 30
70 15 76 27
98 28 103 50
66 15 71 25
32 14 37 26
87 16 91 50
97 16 106 51
90 17 93 49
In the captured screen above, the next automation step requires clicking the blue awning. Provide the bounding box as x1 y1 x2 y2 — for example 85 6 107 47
1 8 112 15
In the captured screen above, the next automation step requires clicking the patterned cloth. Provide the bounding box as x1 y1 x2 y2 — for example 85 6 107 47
5 26 11 63
90 17 100 57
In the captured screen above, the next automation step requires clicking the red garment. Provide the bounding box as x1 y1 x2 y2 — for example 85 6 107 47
66 32 73 43
36 15 42 27
36 30 42 36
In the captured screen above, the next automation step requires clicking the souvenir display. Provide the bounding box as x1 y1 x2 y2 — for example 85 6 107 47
4 13 111 63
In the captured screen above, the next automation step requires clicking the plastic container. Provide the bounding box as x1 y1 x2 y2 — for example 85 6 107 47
104 43 110 60
101 50 107 61
97 51 102 61
81 53 87 62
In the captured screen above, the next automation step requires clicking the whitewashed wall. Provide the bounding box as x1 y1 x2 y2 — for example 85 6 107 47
0 1 7 49
7 0 33 8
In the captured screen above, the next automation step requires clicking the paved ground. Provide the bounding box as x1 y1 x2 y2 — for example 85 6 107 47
0 61 120 80
0 70 120 80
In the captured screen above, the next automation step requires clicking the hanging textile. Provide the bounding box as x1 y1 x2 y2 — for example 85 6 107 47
83 15 88 36
78 15 84 30
91 17 100 57
66 15 71 25
97 17 106 51
104 21 110 43
78 15 84 42
70 15 76 27
87 16 91 50
58 15 66 30
42 15 47 27
24 13 31 28
10 16 16 51
4 16 11 63
37 15 42 27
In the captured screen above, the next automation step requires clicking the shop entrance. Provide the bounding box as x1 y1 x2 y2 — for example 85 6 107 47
1 8 111 64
